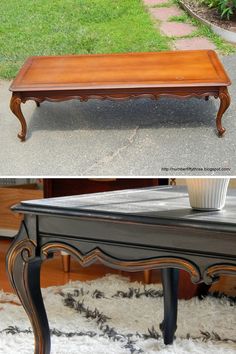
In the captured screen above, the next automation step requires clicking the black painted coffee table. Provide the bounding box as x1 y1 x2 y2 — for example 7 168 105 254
7 186 236 354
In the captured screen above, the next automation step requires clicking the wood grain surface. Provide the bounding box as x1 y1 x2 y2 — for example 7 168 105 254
0 187 43 230
10 50 231 92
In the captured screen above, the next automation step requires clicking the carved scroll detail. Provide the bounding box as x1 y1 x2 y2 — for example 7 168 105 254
7 239 36 281
24 91 216 104
41 242 201 283
204 264 236 285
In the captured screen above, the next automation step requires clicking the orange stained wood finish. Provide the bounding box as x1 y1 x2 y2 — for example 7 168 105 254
10 50 231 141
10 50 230 91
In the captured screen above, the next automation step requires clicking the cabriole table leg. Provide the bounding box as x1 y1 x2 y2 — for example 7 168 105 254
7 225 51 354
160 268 179 345
10 94 27 141
216 87 231 137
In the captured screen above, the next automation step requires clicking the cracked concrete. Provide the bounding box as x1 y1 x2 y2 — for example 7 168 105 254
0 54 235 176
84 126 140 174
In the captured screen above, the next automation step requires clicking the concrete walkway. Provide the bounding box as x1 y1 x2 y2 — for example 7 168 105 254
0 55 235 176
144 0 216 50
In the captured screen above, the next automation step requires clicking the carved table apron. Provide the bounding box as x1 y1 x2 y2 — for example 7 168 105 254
9 50 231 141
6 186 236 354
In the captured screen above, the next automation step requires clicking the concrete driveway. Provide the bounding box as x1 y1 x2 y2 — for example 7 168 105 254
0 55 235 176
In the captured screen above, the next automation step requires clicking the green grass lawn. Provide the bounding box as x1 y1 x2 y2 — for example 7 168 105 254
0 0 171 79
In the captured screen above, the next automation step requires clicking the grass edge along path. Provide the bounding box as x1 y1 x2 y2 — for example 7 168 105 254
144 0 236 54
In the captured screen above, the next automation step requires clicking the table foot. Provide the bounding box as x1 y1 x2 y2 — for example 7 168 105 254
144 269 151 284
160 268 179 345
10 94 27 141
7 225 51 354
216 87 230 137
36 101 40 107
62 253 71 272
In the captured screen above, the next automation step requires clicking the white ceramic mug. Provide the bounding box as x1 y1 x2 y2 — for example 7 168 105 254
186 178 230 211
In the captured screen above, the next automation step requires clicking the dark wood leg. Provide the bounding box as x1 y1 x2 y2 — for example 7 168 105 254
144 269 151 284
196 282 211 298
205 96 209 101
160 268 179 345
7 223 50 354
10 94 27 141
216 87 230 137
36 101 40 107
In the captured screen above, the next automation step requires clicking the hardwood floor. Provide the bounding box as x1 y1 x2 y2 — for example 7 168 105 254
1 238 235 297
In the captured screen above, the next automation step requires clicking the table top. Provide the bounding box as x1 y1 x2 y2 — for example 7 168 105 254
10 50 230 92
13 186 236 232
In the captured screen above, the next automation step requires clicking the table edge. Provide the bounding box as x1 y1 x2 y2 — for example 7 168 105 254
9 50 231 92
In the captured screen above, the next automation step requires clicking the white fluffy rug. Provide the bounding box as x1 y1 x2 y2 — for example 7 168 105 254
0 274 235 354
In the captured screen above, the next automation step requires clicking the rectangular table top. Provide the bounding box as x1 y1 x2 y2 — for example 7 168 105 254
10 50 230 92
13 186 236 232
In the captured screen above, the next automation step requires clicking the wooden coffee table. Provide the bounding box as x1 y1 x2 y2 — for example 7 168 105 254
10 50 231 141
